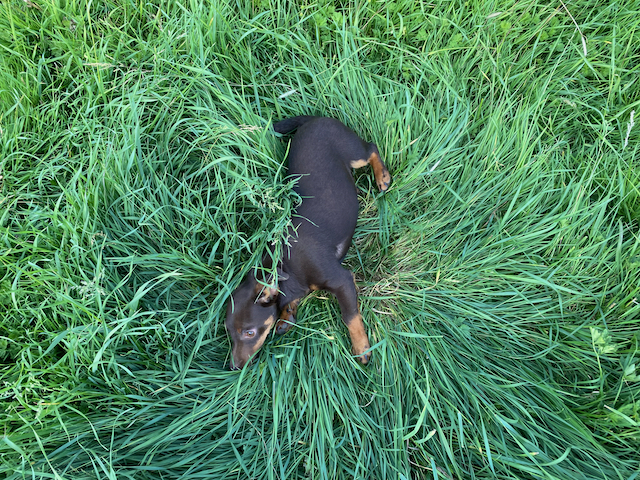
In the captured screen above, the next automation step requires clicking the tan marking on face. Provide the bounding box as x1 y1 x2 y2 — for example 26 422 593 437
252 314 275 347
346 313 371 364
350 158 369 168
309 284 319 291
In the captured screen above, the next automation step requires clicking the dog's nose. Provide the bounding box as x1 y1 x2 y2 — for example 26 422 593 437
230 360 241 371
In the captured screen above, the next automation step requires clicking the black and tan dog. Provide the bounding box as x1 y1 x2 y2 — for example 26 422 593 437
225 116 391 370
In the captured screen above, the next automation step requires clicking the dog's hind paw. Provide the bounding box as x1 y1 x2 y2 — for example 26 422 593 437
377 169 392 192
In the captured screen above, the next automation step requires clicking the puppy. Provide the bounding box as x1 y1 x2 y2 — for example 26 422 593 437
225 116 390 369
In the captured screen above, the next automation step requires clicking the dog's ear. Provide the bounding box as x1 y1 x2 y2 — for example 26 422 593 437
254 269 288 305
275 268 289 282
256 285 278 305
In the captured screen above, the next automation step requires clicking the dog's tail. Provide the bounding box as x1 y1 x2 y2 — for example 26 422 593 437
273 116 316 134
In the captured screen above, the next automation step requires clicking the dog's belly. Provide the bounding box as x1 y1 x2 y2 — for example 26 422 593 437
335 238 350 260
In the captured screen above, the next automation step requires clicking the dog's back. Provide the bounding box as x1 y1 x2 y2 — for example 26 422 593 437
274 116 374 258
273 116 378 253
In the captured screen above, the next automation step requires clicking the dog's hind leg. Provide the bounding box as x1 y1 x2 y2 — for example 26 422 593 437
350 143 391 192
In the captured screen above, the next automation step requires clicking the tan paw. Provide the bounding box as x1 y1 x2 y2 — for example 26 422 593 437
353 344 371 364
377 169 391 192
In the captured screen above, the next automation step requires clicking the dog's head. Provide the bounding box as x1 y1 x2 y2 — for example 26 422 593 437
225 269 287 370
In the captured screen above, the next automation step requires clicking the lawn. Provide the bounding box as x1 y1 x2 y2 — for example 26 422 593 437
1 0 639 478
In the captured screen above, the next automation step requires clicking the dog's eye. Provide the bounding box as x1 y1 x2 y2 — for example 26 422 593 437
244 330 256 338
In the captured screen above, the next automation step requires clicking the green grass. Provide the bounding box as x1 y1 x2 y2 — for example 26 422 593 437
1 0 639 478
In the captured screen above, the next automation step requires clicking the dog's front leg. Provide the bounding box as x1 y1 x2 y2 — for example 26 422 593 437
325 267 371 364
275 299 300 335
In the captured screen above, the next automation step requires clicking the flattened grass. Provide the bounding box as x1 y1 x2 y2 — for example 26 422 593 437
1 0 639 479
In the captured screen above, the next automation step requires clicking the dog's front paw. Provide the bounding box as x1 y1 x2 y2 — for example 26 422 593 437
275 318 294 335
352 341 372 365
